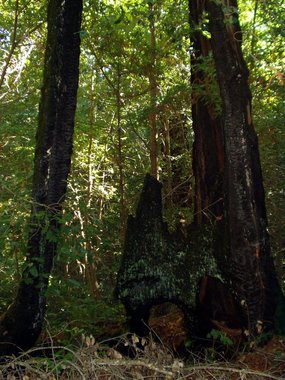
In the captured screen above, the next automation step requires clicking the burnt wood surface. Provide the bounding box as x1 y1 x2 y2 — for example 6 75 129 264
0 0 82 355
206 0 285 334
116 174 223 337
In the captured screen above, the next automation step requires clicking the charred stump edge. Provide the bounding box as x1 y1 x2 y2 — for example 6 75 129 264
116 174 223 337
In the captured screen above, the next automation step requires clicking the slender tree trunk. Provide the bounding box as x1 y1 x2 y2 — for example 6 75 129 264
85 73 100 296
148 1 159 179
161 117 173 208
87 74 96 208
275 242 284 286
168 115 192 207
206 0 284 334
116 68 127 243
0 0 82 354
162 115 192 209
0 0 19 91
250 0 259 71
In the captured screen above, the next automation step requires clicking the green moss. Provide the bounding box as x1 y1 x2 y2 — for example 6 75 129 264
116 175 224 333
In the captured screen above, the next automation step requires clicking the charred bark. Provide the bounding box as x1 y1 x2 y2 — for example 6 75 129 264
196 275 244 338
0 0 82 355
118 1 285 343
189 0 229 295
116 174 221 337
189 0 224 226
206 0 285 334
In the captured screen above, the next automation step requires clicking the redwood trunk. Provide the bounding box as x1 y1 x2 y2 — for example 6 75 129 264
206 0 284 334
189 0 224 226
0 0 82 354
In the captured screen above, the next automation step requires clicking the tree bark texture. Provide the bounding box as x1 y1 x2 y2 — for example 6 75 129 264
206 0 284 334
189 0 229 284
117 1 285 341
0 0 82 355
189 0 224 226
116 174 220 336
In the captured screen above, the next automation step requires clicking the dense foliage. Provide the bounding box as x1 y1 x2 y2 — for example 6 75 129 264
0 0 284 339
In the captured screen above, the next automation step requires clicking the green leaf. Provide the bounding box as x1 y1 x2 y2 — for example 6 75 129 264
29 266 39 278
79 30 87 38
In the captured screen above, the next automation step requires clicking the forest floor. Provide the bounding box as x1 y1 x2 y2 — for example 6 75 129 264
0 334 284 380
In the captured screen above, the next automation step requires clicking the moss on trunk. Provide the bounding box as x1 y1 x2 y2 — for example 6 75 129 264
116 174 221 336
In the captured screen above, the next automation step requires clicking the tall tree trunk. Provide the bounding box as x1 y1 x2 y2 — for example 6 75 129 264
84 72 99 296
189 0 224 226
206 0 284 334
0 0 82 355
116 67 127 244
117 0 285 342
148 1 159 179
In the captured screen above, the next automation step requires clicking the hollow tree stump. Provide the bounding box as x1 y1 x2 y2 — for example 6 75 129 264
116 174 221 337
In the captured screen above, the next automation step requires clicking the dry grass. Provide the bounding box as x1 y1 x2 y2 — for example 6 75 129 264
0 334 284 380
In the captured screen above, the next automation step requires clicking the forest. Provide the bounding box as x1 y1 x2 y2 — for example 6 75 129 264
0 0 285 378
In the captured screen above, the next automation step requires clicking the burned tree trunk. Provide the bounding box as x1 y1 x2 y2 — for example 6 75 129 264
188 0 229 285
117 0 285 344
189 0 224 226
0 0 82 355
116 174 221 337
206 0 285 335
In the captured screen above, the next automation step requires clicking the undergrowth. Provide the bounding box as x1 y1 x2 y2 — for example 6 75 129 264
0 333 284 379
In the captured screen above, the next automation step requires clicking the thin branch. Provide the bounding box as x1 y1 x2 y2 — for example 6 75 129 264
85 42 116 92
0 0 20 89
